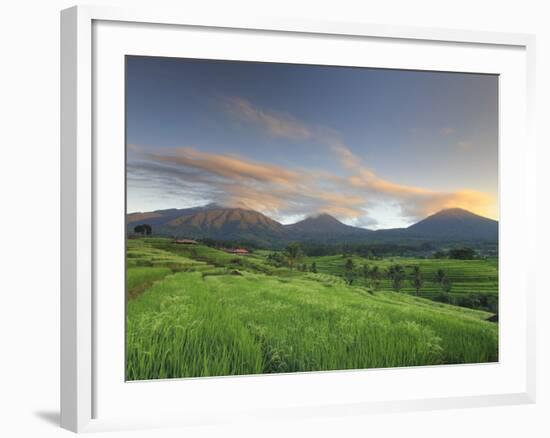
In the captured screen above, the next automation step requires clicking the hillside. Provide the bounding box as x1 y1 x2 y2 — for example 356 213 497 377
126 238 498 380
284 213 371 243
127 205 498 246
406 208 498 241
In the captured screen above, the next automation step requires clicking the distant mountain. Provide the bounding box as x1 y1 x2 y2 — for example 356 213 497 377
284 213 371 243
285 213 364 234
405 208 498 241
126 206 209 228
166 206 284 235
127 205 498 246
127 204 286 246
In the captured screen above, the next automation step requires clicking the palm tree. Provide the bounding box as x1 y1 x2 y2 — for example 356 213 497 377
370 266 381 291
436 268 452 300
362 264 370 281
284 243 303 270
436 268 446 284
387 264 405 292
410 266 423 296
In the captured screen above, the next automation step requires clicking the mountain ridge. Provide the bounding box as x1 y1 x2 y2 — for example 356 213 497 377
406 207 498 240
127 204 498 246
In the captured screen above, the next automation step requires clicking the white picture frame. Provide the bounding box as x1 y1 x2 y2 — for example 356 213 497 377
60 4 536 433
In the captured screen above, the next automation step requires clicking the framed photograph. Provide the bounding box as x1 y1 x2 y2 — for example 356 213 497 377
61 5 536 433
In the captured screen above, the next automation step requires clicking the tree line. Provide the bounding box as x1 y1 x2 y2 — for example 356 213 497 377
298 241 434 257
268 243 453 296
341 258 452 296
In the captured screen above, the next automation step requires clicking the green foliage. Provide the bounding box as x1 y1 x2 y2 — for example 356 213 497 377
436 268 452 295
127 270 497 380
448 247 476 260
387 264 406 292
284 242 303 270
301 254 497 311
442 277 452 294
342 258 356 285
126 238 498 380
343 271 355 286
133 223 152 235
267 252 285 267
410 266 424 296
369 265 381 291
126 267 172 299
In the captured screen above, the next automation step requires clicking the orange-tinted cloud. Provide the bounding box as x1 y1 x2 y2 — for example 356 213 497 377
316 205 364 218
133 99 496 225
222 97 312 140
458 140 473 150
221 184 290 213
222 97 347 150
147 146 368 221
150 147 301 187
333 144 496 220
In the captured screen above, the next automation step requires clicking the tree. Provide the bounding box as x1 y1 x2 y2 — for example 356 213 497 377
410 266 423 296
369 266 381 291
343 258 356 285
442 276 452 295
343 273 354 285
267 252 285 267
133 223 152 236
311 262 317 273
436 269 452 297
362 264 370 281
387 264 405 292
284 242 303 270
448 247 476 260
436 268 446 285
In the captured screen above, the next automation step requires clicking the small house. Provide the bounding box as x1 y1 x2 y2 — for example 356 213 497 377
174 239 198 245
226 248 250 255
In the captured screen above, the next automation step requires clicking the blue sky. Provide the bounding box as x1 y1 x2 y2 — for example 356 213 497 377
126 56 498 229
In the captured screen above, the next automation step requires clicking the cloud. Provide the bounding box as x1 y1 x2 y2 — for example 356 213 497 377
133 145 368 222
220 184 290 213
127 99 496 226
221 96 312 140
331 144 358 169
150 147 301 187
221 96 346 150
332 144 495 220
457 140 473 150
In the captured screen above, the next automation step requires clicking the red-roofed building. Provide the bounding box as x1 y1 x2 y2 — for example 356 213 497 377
223 247 250 255
174 239 198 245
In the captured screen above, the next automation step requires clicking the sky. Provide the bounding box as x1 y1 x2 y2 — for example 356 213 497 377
126 56 498 229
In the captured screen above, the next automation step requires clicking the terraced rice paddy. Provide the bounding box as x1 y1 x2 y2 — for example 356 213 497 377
303 254 498 308
126 238 498 380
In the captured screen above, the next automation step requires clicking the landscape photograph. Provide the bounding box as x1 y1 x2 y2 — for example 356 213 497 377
125 56 499 381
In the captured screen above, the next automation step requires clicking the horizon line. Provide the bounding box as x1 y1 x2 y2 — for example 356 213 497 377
126 203 498 231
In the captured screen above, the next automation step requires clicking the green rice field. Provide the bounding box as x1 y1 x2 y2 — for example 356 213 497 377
126 238 498 380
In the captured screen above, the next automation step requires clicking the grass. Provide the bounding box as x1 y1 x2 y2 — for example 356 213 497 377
126 238 498 380
126 266 172 299
303 254 498 309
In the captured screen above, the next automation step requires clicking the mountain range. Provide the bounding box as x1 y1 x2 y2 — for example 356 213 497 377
127 204 498 247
